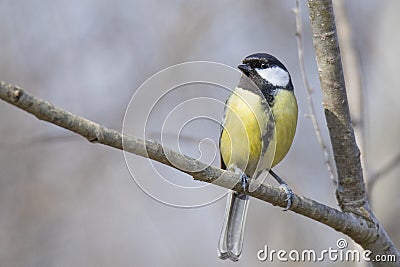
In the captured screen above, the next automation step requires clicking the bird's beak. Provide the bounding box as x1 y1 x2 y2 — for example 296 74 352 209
238 64 252 76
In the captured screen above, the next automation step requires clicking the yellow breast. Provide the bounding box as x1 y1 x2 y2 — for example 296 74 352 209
220 87 297 176
270 90 298 166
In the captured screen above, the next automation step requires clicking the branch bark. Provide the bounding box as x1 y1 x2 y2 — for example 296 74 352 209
307 0 399 265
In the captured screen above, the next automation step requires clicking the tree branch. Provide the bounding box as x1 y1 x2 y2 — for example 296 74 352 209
0 80 396 257
307 0 399 265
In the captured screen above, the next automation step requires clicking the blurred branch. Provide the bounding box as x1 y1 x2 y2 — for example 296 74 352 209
307 0 399 265
293 0 337 185
0 134 78 149
308 0 365 213
0 80 395 254
333 0 367 176
368 152 400 195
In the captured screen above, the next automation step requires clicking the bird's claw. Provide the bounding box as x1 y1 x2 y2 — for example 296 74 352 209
241 172 249 192
279 184 294 211
232 166 249 192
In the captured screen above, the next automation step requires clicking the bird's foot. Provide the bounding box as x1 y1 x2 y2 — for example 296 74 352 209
279 183 294 211
232 166 249 192
269 169 294 210
241 172 249 192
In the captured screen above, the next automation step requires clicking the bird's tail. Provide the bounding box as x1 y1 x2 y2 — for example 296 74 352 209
217 191 249 261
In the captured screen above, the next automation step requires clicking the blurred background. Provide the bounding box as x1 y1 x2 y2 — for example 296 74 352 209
1 0 399 266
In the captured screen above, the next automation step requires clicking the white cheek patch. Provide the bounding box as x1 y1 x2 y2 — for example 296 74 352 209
256 66 289 87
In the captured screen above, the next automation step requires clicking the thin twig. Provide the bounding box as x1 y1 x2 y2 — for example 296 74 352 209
293 0 337 184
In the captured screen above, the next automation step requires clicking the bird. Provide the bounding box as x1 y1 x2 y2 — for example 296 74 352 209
217 53 298 261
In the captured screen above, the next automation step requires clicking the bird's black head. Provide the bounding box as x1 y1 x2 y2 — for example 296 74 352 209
240 53 288 72
238 53 293 94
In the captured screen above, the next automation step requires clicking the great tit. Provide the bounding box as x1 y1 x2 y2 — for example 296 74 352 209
218 53 298 261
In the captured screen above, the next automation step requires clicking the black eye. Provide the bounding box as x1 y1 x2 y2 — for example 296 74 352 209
260 63 267 69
